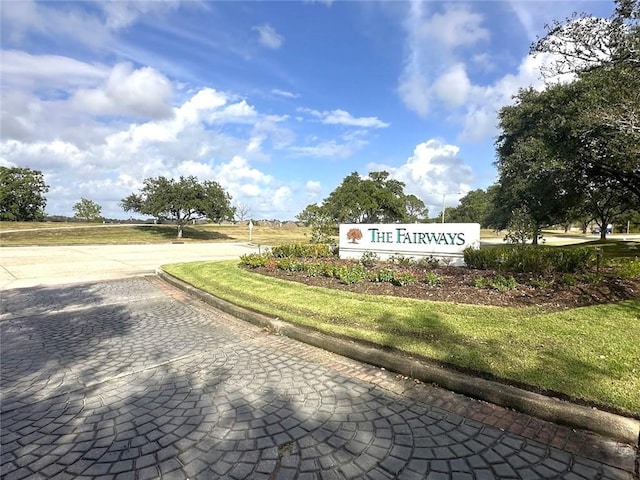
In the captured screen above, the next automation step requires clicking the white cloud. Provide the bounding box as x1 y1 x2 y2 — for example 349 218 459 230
175 160 216 179
272 186 292 208
397 73 432 118
305 180 322 201
306 180 322 193
370 139 473 214
397 2 488 116
0 50 109 89
211 155 294 215
290 138 367 159
417 4 489 49
0 55 178 145
0 80 307 219
71 63 174 119
272 89 299 98
431 63 471 107
253 24 284 49
298 107 389 128
304 0 334 6
1 0 180 49
395 1 581 142
209 100 258 124
322 109 389 128
458 52 573 142
101 1 181 30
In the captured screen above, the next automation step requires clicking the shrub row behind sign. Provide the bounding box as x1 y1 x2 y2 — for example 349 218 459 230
462 245 594 274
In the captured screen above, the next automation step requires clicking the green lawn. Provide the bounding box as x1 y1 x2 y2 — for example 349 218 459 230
0 223 313 246
163 260 640 416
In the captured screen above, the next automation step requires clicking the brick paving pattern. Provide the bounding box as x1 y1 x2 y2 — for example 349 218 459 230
1 277 636 479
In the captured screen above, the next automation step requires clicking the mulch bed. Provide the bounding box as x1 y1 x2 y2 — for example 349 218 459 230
246 262 640 311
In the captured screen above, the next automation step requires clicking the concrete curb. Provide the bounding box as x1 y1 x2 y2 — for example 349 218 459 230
157 269 640 446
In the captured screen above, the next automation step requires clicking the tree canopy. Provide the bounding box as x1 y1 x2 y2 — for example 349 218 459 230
317 171 405 223
297 171 429 243
121 176 235 238
299 171 429 224
442 187 496 227
494 0 639 241
0 166 49 221
73 198 103 222
532 0 639 199
405 194 429 223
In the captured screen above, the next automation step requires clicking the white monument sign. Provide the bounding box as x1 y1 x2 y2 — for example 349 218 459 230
339 223 481 266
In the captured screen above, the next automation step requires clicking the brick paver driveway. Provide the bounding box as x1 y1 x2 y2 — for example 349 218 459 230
1 277 635 479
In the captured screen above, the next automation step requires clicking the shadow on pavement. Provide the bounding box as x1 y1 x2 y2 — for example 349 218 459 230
0 278 632 479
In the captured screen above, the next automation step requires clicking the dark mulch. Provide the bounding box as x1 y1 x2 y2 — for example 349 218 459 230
247 262 640 311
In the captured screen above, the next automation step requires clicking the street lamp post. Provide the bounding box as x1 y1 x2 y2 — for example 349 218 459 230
440 192 461 223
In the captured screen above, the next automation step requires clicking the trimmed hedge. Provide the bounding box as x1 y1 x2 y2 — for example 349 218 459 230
463 245 595 274
271 243 334 258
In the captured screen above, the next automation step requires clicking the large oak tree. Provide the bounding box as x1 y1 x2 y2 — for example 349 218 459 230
532 0 639 199
495 0 639 241
121 176 235 238
0 166 49 221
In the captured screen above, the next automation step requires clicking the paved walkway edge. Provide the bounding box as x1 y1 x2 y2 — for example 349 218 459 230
157 269 640 447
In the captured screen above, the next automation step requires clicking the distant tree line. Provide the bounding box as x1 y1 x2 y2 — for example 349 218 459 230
1 168 237 239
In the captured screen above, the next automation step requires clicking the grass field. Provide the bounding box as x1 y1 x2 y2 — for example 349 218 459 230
163 260 640 416
0 222 313 246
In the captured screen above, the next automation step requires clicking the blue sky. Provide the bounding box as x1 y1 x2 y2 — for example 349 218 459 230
0 0 616 220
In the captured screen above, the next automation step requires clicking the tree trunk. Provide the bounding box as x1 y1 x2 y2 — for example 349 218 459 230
532 225 540 245
177 224 183 238
600 229 606 240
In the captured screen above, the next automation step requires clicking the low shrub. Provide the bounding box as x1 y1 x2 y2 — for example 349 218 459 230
271 243 334 258
320 262 337 278
335 263 366 284
531 277 554 289
416 256 440 269
609 257 640 278
472 276 487 288
302 261 326 277
391 271 417 286
359 251 379 268
551 248 594 274
423 272 442 287
472 275 516 291
276 257 304 272
389 254 414 267
583 273 603 284
463 247 505 270
370 268 395 283
490 275 517 291
240 253 273 268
